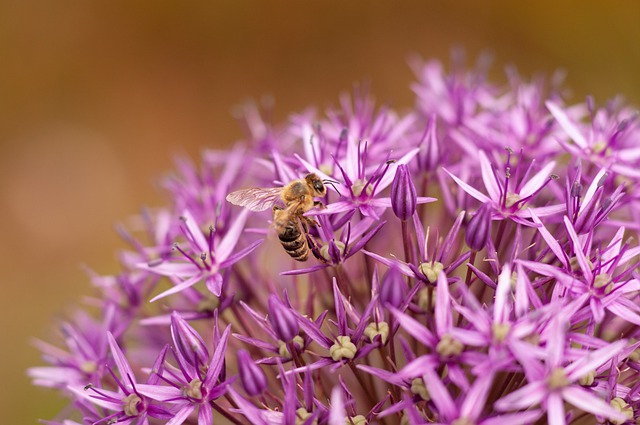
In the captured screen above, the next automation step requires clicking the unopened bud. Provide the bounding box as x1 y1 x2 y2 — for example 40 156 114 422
391 164 417 220
380 267 406 308
237 349 267 396
465 205 492 251
268 295 299 342
170 311 209 368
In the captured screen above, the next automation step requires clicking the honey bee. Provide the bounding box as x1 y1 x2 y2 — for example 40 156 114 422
225 173 327 261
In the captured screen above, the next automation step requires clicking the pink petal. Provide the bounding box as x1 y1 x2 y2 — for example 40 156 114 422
493 265 511 324
166 405 196 425
565 339 627 380
149 273 203 302
435 271 452 336
563 216 593 282
546 392 566 425
519 160 556 198
495 380 546 411
107 332 136 385
217 208 250 261
562 386 627 423
443 168 491 203
529 209 568 269
478 150 502 202
180 210 208 252
546 101 587 148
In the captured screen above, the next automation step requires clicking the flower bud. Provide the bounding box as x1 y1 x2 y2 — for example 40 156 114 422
237 349 267 396
465 204 492 251
391 164 417 221
268 295 299 342
380 266 406 308
170 311 209 368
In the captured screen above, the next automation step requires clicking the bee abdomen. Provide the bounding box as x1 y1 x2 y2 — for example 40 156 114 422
279 222 309 261
278 224 300 243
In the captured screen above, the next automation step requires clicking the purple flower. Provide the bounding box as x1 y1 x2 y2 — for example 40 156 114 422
444 148 563 225
494 311 629 425
138 209 262 299
135 322 232 425
31 56 640 425
68 333 172 424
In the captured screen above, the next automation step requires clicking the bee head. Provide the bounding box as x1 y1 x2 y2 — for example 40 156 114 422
305 173 326 196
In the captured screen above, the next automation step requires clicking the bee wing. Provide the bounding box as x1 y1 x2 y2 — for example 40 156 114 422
225 187 283 212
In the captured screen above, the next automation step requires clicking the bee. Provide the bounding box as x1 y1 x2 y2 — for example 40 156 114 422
225 173 327 261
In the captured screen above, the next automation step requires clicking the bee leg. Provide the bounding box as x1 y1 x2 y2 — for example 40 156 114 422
302 215 320 228
306 231 328 264
313 201 326 209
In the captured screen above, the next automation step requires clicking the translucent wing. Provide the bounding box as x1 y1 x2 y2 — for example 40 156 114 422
225 187 283 212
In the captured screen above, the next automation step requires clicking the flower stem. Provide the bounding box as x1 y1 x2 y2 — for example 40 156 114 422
401 219 415 265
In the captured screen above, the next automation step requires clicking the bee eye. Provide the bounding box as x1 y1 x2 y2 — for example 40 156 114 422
314 182 325 193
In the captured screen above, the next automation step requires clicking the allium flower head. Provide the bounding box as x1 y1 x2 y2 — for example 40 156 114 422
31 56 640 425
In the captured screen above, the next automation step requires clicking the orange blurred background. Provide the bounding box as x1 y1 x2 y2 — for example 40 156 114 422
1 1 639 423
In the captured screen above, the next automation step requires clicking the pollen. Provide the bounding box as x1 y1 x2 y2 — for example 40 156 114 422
183 378 203 400
122 394 142 417
364 321 389 344
330 336 357 361
347 414 367 424
593 273 613 294
278 336 304 357
80 361 97 374
451 418 474 425
419 261 444 283
351 179 373 197
609 397 633 425
591 140 611 156
579 370 596 386
547 368 569 390
504 192 522 208
296 407 317 425
436 334 464 358
492 322 511 343
320 241 346 262
410 378 430 401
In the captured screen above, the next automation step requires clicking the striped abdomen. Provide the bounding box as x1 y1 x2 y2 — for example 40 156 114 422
278 220 309 261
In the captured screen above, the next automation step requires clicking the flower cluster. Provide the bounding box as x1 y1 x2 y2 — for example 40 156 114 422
30 58 640 425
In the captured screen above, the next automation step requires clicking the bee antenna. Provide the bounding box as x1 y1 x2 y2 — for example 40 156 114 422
322 179 340 192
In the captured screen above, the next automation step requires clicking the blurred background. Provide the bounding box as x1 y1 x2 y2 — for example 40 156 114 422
1 1 639 422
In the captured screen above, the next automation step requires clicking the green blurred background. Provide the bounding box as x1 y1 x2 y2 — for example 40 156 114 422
1 1 638 423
